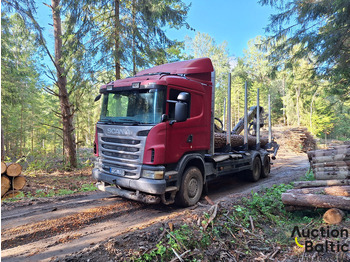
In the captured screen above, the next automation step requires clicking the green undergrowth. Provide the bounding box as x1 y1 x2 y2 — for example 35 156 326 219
2 183 97 202
132 180 347 261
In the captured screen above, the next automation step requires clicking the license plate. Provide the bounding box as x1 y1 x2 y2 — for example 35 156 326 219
110 167 123 176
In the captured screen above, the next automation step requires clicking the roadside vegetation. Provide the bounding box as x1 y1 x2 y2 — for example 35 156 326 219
98 172 348 262
2 148 97 202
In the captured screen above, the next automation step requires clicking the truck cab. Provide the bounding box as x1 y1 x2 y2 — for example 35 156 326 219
92 58 278 206
93 58 214 206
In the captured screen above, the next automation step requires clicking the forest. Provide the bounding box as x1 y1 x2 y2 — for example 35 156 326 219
2 0 350 168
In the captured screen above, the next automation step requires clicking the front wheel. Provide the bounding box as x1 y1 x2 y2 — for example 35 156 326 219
175 167 203 207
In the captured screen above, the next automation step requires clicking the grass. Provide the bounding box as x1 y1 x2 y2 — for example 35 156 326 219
2 183 97 202
131 172 348 261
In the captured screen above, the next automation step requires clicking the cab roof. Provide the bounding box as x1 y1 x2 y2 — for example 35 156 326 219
136 57 214 76
100 58 214 90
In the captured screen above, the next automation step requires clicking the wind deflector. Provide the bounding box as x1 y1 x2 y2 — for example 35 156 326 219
136 58 214 82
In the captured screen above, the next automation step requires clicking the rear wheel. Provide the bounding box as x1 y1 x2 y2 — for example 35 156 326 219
261 155 270 178
175 167 203 207
247 156 261 182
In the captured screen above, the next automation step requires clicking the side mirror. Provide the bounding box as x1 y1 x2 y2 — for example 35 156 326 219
94 94 101 102
174 101 188 122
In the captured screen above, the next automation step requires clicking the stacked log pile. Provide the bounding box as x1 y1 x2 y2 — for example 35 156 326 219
1 161 26 198
214 133 268 149
282 144 350 224
284 127 316 153
307 145 350 180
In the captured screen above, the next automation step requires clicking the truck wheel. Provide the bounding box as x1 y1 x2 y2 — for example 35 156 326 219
261 155 270 178
176 167 203 207
247 156 261 182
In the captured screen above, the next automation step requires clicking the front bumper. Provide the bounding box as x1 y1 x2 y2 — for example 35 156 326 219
96 182 161 204
92 167 166 195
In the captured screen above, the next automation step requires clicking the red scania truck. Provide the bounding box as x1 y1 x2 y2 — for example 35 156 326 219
92 58 279 206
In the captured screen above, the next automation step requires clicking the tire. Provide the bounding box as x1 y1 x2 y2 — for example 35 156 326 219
175 167 203 207
247 156 262 182
261 155 270 178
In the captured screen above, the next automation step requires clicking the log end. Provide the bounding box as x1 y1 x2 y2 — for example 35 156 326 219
6 163 22 177
1 161 7 174
323 208 344 224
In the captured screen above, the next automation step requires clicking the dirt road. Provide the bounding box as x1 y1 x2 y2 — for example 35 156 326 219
1 152 309 262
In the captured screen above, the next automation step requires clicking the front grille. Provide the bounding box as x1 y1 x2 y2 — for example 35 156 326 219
102 151 139 160
101 137 140 145
98 127 149 179
101 144 139 152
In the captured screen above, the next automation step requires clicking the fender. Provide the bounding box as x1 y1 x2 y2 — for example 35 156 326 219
175 153 206 188
249 151 261 170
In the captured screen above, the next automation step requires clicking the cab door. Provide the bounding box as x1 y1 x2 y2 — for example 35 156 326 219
165 86 209 164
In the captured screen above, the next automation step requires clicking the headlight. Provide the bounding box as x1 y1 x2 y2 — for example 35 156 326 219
141 170 164 180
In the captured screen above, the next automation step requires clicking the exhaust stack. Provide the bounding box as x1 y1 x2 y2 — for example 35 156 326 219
226 73 231 147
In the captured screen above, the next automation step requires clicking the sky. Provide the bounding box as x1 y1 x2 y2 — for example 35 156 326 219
167 0 276 58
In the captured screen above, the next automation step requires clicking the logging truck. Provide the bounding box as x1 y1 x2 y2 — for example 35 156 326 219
92 58 279 206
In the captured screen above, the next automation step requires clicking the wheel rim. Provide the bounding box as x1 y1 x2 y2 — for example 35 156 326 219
188 177 199 198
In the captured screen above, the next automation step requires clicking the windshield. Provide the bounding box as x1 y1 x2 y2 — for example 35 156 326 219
100 89 166 125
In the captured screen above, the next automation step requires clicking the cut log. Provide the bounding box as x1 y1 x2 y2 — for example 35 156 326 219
323 208 344 224
311 155 350 163
3 190 21 199
1 161 7 174
281 193 350 210
314 171 350 180
312 161 350 168
6 163 22 177
1 175 11 197
313 167 350 173
13 175 26 190
214 132 268 149
307 148 350 159
293 179 350 188
287 186 350 197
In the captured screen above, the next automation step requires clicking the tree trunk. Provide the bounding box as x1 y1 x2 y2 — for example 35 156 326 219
1 127 5 161
286 186 350 197
293 179 350 188
281 192 350 210
6 163 22 177
114 0 121 79
1 175 11 197
52 0 77 168
296 86 301 126
132 0 137 75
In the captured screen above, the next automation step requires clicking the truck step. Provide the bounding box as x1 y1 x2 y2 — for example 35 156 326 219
165 186 178 192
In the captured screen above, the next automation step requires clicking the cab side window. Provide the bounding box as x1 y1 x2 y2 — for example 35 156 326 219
168 89 191 119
